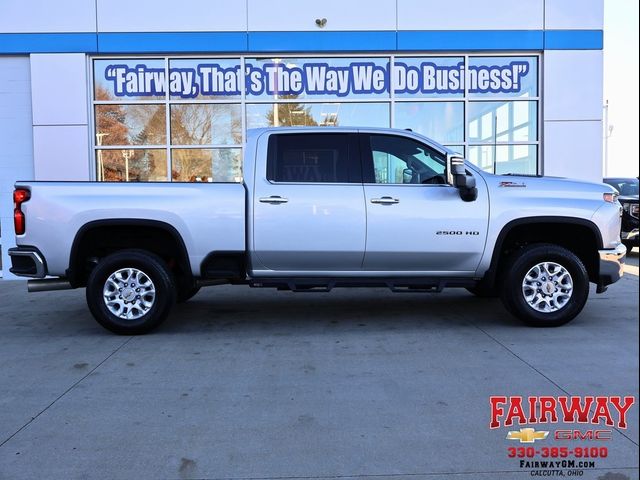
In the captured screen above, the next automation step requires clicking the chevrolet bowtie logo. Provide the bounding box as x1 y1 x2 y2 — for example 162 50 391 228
506 428 549 443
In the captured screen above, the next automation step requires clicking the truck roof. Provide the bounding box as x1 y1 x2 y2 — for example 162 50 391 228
246 126 459 156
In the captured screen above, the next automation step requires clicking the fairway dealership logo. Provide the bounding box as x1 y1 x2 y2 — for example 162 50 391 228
490 396 635 429
103 60 531 99
491 396 636 476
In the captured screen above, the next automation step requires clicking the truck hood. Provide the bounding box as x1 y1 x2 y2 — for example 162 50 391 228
473 169 617 197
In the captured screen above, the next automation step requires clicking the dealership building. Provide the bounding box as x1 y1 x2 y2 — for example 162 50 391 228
0 0 604 277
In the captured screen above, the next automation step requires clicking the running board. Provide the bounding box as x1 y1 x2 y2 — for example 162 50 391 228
389 281 445 293
250 277 474 293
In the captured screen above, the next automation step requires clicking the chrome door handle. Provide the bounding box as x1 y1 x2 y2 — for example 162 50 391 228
259 196 289 204
370 196 399 205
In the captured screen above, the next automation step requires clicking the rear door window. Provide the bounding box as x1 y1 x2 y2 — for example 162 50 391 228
267 133 360 183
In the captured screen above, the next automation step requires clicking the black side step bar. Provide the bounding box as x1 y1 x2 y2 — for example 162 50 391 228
250 278 475 293
389 280 445 293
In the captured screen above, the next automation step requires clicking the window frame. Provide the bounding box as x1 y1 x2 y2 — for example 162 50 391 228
359 133 451 186
266 132 362 185
89 53 542 182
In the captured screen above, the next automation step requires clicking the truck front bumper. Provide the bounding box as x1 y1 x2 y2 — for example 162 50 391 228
8 247 47 278
596 243 627 293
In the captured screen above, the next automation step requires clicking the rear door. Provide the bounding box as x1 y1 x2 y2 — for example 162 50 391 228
252 132 366 273
361 133 489 273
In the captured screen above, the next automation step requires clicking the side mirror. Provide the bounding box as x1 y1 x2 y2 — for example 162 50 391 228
448 154 478 202
402 168 413 184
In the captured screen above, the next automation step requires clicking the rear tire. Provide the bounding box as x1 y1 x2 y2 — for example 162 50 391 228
86 249 176 335
500 244 589 327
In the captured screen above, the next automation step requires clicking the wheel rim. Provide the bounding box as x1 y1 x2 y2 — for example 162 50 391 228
103 267 156 320
521 261 573 313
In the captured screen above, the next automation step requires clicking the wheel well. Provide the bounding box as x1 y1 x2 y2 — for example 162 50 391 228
489 220 601 286
68 221 191 287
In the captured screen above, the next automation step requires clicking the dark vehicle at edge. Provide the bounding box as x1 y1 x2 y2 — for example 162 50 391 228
604 177 639 251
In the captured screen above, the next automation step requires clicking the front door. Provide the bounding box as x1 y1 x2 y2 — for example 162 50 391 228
252 132 366 273
360 133 488 273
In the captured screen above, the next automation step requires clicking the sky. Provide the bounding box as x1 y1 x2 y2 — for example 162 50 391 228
604 0 639 177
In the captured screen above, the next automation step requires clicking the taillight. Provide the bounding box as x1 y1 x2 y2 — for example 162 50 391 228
13 188 30 235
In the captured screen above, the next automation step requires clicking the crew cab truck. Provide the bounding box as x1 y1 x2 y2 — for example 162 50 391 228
9 127 626 334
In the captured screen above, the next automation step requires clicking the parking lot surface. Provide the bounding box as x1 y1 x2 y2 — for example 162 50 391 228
0 251 638 480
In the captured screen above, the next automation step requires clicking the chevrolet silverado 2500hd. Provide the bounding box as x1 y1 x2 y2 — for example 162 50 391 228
9 127 626 334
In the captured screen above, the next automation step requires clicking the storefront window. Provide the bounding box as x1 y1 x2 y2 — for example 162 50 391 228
171 148 242 182
468 145 537 175
393 57 464 98
168 58 242 100
467 56 538 98
394 101 464 144
96 148 167 182
467 101 537 143
246 102 390 129
95 104 166 146
170 104 242 145
94 59 166 101
244 57 390 101
93 55 540 181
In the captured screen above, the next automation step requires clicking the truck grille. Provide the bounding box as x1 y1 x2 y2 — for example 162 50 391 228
631 203 639 219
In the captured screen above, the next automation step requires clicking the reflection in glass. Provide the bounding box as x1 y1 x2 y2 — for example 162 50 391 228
247 102 389 129
171 148 242 182
467 56 538 98
170 104 241 145
95 104 166 146
394 102 464 143
96 149 167 182
94 59 166 101
468 145 537 175
444 145 465 156
467 101 537 143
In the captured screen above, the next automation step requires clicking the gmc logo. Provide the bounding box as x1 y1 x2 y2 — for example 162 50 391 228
554 430 612 440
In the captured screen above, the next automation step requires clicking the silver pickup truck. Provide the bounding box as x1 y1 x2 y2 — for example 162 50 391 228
9 127 626 334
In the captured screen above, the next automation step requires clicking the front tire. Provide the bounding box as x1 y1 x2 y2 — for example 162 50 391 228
500 244 589 327
86 249 176 335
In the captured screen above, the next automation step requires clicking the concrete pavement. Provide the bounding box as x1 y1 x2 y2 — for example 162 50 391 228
0 250 638 480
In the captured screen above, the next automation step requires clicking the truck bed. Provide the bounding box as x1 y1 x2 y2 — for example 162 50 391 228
14 181 246 277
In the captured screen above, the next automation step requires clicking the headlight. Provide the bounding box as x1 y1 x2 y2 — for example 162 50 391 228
603 192 619 203
621 202 640 218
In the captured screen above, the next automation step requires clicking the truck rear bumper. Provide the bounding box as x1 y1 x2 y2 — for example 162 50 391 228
597 243 627 293
8 247 47 278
